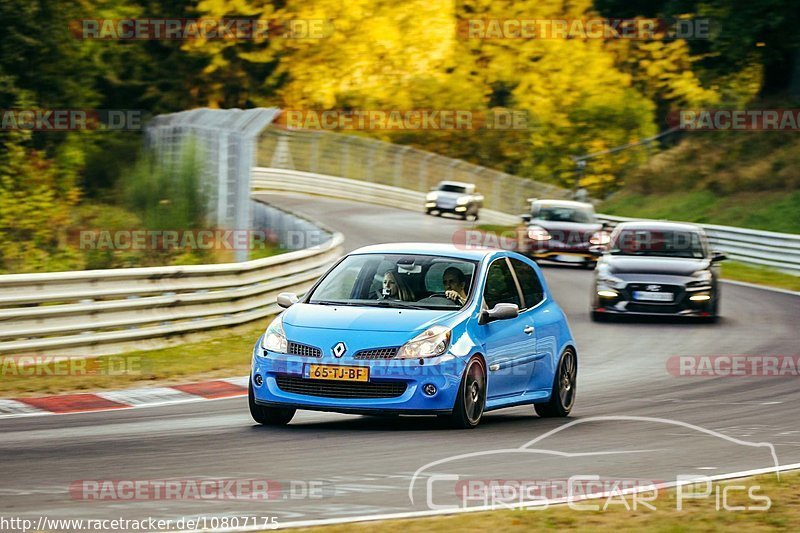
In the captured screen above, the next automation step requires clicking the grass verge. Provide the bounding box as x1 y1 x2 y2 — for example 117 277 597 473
722 261 800 292
293 471 800 532
0 324 265 398
599 190 800 235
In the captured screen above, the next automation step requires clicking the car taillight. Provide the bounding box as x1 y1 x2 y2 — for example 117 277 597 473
590 231 611 245
527 226 551 241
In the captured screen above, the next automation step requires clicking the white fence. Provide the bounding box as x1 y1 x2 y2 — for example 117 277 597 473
0 231 343 356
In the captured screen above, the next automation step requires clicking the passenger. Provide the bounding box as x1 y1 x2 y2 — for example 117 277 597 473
443 267 468 305
381 270 415 301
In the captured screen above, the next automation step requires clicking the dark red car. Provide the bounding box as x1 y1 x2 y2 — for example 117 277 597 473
521 200 610 269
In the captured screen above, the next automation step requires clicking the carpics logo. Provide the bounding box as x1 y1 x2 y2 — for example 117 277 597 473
667 355 800 377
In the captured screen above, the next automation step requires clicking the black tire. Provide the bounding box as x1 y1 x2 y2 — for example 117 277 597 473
590 310 607 322
249 381 295 426
448 357 486 429
535 349 577 418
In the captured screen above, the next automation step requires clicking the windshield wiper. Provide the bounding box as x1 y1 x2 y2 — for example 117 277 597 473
369 300 430 310
311 300 364 307
311 300 429 310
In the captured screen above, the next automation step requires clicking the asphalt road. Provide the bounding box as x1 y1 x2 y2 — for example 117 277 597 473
1 193 798 529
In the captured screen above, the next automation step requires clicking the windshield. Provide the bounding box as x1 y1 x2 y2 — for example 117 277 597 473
609 229 707 259
438 184 468 194
533 205 595 223
308 254 477 309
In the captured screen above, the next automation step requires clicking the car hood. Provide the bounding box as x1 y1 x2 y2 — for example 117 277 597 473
282 303 461 333
434 191 467 201
281 303 464 357
529 220 602 234
605 256 710 276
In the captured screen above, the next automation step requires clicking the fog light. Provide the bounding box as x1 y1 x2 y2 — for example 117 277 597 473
423 383 437 396
254 374 263 386
455 206 467 212
690 294 711 301
597 290 618 298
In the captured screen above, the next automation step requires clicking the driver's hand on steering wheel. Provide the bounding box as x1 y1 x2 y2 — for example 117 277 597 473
445 290 464 304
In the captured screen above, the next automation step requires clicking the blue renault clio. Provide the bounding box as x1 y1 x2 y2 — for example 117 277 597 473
249 243 577 428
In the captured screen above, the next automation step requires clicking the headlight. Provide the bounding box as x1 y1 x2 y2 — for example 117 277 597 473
397 326 451 359
687 270 712 289
426 192 438 201
589 231 611 245
527 226 551 241
456 196 470 205
261 315 287 353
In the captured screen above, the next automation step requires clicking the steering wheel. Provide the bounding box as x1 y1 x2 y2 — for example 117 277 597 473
428 292 449 299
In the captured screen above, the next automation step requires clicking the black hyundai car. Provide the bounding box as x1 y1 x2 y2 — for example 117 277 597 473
591 221 726 322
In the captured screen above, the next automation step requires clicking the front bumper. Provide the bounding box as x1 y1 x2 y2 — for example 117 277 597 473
425 201 472 215
593 283 715 317
251 348 467 414
522 239 596 263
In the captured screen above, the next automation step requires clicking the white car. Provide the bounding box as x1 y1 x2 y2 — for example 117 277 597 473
425 181 483 220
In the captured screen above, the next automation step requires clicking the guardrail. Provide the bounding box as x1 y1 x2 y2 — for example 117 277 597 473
3 127 797 357
598 215 800 275
251 167 521 226
254 167 800 275
0 223 343 356
257 125 572 215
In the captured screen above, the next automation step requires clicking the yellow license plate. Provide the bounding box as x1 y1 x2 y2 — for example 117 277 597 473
308 364 369 382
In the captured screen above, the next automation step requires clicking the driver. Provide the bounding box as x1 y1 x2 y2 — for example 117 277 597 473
380 270 415 301
443 267 468 305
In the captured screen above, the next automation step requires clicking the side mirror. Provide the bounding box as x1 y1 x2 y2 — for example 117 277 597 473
520 214 532 223
480 303 519 324
277 292 299 308
711 251 727 262
601 222 614 232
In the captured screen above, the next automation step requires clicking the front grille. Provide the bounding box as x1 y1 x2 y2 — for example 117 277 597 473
353 347 399 360
287 341 322 358
626 303 684 314
275 376 407 399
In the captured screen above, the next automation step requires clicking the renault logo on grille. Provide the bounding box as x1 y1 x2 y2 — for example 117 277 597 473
332 342 347 358
646 285 662 291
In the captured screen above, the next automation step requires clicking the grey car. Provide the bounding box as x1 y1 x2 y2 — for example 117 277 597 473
591 221 726 322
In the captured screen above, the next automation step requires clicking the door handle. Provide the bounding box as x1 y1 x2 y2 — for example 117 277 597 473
523 325 535 335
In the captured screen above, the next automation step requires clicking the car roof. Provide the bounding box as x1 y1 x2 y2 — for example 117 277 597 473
532 199 594 209
349 242 500 261
437 180 474 188
614 220 706 233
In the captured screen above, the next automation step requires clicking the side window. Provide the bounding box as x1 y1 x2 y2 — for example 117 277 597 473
483 259 521 310
510 258 544 309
